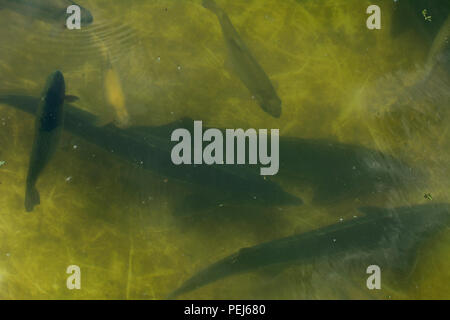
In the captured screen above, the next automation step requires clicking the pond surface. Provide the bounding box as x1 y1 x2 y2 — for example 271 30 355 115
0 0 449 299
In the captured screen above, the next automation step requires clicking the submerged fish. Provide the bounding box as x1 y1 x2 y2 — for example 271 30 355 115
203 0 282 118
24 71 78 212
103 58 130 128
0 95 301 209
167 203 450 298
1 91 419 209
153 121 422 205
0 0 93 26
278 137 424 204
89 30 131 128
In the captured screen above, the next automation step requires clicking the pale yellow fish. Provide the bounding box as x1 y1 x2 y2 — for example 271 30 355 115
89 30 131 128
104 61 130 128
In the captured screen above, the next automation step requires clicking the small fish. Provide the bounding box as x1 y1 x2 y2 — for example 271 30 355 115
167 203 450 298
0 0 93 26
202 0 282 118
87 30 130 128
424 193 433 200
24 71 77 212
104 58 130 128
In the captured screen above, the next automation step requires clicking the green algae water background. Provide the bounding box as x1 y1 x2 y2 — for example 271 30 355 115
0 0 449 299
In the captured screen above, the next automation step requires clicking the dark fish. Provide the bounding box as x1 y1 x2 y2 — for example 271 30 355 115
167 203 450 298
0 95 301 210
203 0 282 118
24 71 77 212
1 92 420 209
163 121 423 205
278 137 424 204
0 0 93 26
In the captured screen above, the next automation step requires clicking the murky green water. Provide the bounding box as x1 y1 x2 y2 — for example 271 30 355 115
0 0 449 299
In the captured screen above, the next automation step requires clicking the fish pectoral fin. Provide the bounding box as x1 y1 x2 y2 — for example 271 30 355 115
64 95 80 103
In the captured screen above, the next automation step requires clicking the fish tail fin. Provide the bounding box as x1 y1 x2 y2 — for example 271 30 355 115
25 185 40 212
202 0 220 14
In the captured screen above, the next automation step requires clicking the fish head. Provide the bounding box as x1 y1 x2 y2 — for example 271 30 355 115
43 70 66 104
255 92 282 118
358 148 427 190
79 5 94 26
398 203 450 237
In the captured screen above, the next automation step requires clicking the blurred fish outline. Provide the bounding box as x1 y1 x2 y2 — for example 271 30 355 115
24 70 78 212
203 0 282 118
167 203 450 298
0 94 301 210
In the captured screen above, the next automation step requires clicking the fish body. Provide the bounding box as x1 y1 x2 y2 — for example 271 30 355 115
0 93 420 208
167 203 450 298
0 0 93 26
203 0 282 118
278 137 423 204
0 95 301 209
104 59 130 128
24 71 66 212
90 30 131 128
